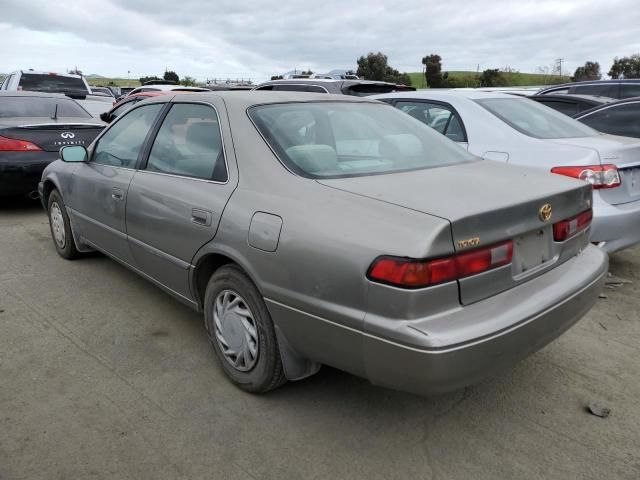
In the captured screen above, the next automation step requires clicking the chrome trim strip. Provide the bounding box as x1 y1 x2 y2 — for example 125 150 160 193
68 207 127 240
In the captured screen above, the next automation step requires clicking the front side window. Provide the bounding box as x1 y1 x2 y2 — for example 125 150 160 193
110 98 141 119
146 103 227 181
249 102 476 178
395 101 466 141
620 84 640 99
573 84 618 97
476 98 598 139
92 104 163 168
579 102 640 138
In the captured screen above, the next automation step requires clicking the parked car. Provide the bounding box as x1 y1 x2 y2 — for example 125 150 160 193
100 91 169 123
124 84 210 98
574 97 640 139
0 92 104 197
39 92 606 396
1 70 113 118
253 78 415 96
90 86 115 98
530 94 614 116
373 90 640 253
537 79 640 99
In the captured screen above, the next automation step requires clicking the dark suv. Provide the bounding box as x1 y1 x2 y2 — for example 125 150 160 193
537 79 640 99
253 79 415 96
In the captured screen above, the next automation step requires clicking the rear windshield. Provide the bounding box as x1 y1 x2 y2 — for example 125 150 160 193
0 96 91 118
249 102 476 178
18 73 88 94
476 97 598 139
344 84 397 97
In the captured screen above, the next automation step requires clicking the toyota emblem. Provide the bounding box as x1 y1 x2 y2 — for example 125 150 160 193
60 132 75 139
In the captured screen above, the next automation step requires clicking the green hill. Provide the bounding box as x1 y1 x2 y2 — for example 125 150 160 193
408 70 571 88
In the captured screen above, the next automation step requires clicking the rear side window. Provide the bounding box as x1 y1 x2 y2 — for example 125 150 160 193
395 101 467 142
579 103 640 138
0 96 91 118
573 84 618 97
92 104 163 168
146 103 227 182
344 84 396 96
620 84 640 99
18 73 87 93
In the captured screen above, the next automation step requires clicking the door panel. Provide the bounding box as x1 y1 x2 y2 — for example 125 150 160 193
68 103 164 264
126 102 236 299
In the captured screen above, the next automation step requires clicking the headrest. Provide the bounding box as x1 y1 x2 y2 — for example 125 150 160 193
285 144 338 174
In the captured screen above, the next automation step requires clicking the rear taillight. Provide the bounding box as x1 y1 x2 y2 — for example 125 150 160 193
368 241 513 289
0 135 42 151
551 164 621 189
553 209 593 242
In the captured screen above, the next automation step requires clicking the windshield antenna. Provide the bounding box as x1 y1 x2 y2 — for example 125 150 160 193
51 103 58 120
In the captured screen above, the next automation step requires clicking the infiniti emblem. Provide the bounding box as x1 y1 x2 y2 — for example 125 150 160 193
60 132 75 139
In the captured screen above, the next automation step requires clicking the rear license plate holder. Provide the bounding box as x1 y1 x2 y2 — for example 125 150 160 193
513 229 552 276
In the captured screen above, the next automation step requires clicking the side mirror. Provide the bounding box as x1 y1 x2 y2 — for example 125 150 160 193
60 145 88 163
100 112 111 123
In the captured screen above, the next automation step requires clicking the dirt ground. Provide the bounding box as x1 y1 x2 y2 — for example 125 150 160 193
1 199 639 480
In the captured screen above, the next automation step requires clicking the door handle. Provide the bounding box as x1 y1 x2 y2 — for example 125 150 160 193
111 188 124 201
191 208 212 226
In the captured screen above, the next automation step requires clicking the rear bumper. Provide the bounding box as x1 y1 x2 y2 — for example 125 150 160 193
591 193 640 253
362 245 608 395
0 151 58 197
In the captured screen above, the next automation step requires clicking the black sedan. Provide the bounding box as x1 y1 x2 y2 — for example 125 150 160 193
0 92 104 197
574 97 640 139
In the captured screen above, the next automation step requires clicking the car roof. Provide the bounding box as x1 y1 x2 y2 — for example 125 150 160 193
10 70 83 79
167 90 378 108
576 95 640 117
257 78 400 86
372 90 519 101
531 94 615 104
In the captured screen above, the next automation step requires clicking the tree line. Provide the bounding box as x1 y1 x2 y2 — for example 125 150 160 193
138 70 197 86
354 52 640 87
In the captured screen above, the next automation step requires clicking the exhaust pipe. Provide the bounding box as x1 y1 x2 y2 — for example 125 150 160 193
27 190 40 200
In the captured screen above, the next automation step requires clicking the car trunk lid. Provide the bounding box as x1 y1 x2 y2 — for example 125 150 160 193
318 160 592 304
0 117 104 152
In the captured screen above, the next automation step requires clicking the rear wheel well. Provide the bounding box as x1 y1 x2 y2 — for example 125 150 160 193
194 254 235 309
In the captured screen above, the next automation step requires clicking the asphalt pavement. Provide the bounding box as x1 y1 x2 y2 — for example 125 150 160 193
1 198 639 480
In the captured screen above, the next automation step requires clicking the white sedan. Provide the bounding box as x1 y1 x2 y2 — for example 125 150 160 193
373 90 640 253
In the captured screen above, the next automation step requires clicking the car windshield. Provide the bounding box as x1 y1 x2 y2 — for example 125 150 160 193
476 97 598 139
18 73 88 94
0 96 92 118
249 102 476 178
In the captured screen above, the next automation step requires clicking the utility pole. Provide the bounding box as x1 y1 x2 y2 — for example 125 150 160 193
555 58 564 77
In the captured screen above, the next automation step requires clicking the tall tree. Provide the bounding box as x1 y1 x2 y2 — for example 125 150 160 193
609 54 640 79
422 54 443 88
356 52 411 85
573 61 601 82
164 70 180 83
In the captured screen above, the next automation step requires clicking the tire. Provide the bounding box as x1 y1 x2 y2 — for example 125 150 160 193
47 189 79 260
204 264 286 393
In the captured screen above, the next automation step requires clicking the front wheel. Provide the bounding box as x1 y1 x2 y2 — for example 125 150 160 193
204 265 286 393
47 189 79 260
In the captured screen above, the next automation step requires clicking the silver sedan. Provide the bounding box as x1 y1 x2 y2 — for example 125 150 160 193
39 92 607 396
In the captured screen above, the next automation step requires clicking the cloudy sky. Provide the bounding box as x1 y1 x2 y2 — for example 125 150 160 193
1 0 639 82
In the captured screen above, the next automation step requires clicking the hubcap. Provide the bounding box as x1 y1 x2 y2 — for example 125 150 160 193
213 290 259 372
50 202 66 249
